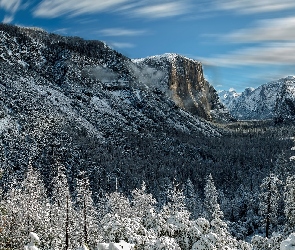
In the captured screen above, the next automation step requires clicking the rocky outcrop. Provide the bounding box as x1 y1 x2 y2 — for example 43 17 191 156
133 54 232 122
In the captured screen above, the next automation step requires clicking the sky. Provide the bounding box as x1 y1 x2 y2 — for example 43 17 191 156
1 0 295 92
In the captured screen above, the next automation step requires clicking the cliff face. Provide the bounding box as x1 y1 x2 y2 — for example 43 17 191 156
133 53 232 121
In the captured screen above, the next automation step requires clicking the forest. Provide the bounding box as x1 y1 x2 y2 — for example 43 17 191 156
1 121 295 250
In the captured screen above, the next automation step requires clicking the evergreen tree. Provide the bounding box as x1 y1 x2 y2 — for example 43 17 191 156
203 174 223 221
1 163 50 249
131 182 157 221
284 175 295 234
49 163 78 250
259 173 282 238
75 173 100 248
183 178 202 219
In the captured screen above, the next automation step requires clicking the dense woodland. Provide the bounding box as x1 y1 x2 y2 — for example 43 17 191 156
1 121 295 249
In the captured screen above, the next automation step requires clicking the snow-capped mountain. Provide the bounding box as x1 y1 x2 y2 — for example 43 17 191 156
0 23 230 192
218 88 241 108
219 76 295 121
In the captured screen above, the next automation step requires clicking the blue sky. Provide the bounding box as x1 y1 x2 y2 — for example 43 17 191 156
1 0 295 92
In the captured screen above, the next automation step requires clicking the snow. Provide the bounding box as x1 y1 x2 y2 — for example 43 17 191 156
132 53 200 65
220 76 295 120
0 117 11 133
77 243 89 250
24 232 40 250
281 233 295 250
97 241 134 250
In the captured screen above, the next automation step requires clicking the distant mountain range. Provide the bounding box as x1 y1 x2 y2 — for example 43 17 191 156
218 76 295 121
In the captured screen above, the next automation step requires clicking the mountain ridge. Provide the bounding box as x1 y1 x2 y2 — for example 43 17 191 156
219 76 295 121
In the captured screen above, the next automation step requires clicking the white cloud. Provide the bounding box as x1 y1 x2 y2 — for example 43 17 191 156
132 2 190 18
201 43 295 67
225 17 295 42
34 0 192 19
100 28 146 37
34 0 129 18
110 42 135 48
214 0 295 14
0 0 22 23
0 0 21 13
2 14 14 23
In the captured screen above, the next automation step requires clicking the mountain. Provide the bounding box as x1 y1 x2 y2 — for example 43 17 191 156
219 76 295 121
133 54 232 122
0 23 229 194
218 88 241 108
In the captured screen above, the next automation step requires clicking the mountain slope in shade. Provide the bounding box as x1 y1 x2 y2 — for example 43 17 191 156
219 76 295 121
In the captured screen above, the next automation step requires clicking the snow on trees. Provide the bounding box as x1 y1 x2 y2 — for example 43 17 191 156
259 173 282 238
284 175 295 233
1 163 50 249
24 232 40 250
280 233 295 250
203 174 223 222
75 172 100 248
97 240 135 250
49 163 79 250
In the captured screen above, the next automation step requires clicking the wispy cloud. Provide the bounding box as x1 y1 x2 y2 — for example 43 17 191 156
225 17 295 42
0 0 21 13
132 2 190 18
202 15 295 67
0 0 22 23
33 0 192 19
100 28 146 37
201 43 295 67
110 42 135 48
34 0 129 18
214 0 295 14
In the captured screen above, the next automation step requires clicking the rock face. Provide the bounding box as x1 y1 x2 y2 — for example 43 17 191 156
219 76 295 121
133 54 232 122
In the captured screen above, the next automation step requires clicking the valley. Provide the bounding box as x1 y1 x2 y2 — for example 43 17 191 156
0 24 294 250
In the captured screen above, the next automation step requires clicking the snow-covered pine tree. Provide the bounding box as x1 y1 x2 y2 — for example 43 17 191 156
49 163 78 250
2 163 50 249
75 172 100 248
259 173 282 238
182 178 202 219
203 174 223 222
131 182 157 227
284 175 295 234
102 188 152 246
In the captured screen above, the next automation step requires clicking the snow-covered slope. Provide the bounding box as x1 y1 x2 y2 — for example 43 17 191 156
219 76 295 121
0 23 227 192
218 89 241 108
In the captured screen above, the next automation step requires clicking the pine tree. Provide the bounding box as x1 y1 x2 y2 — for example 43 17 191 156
2 163 50 249
259 173 282 238
49 163 77 250
75 173 100 248
284 175 295 233
183 178 202 219
131 182 157 220
203 174 223 221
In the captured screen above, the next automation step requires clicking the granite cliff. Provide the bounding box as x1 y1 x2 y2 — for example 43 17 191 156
133 54 232 122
